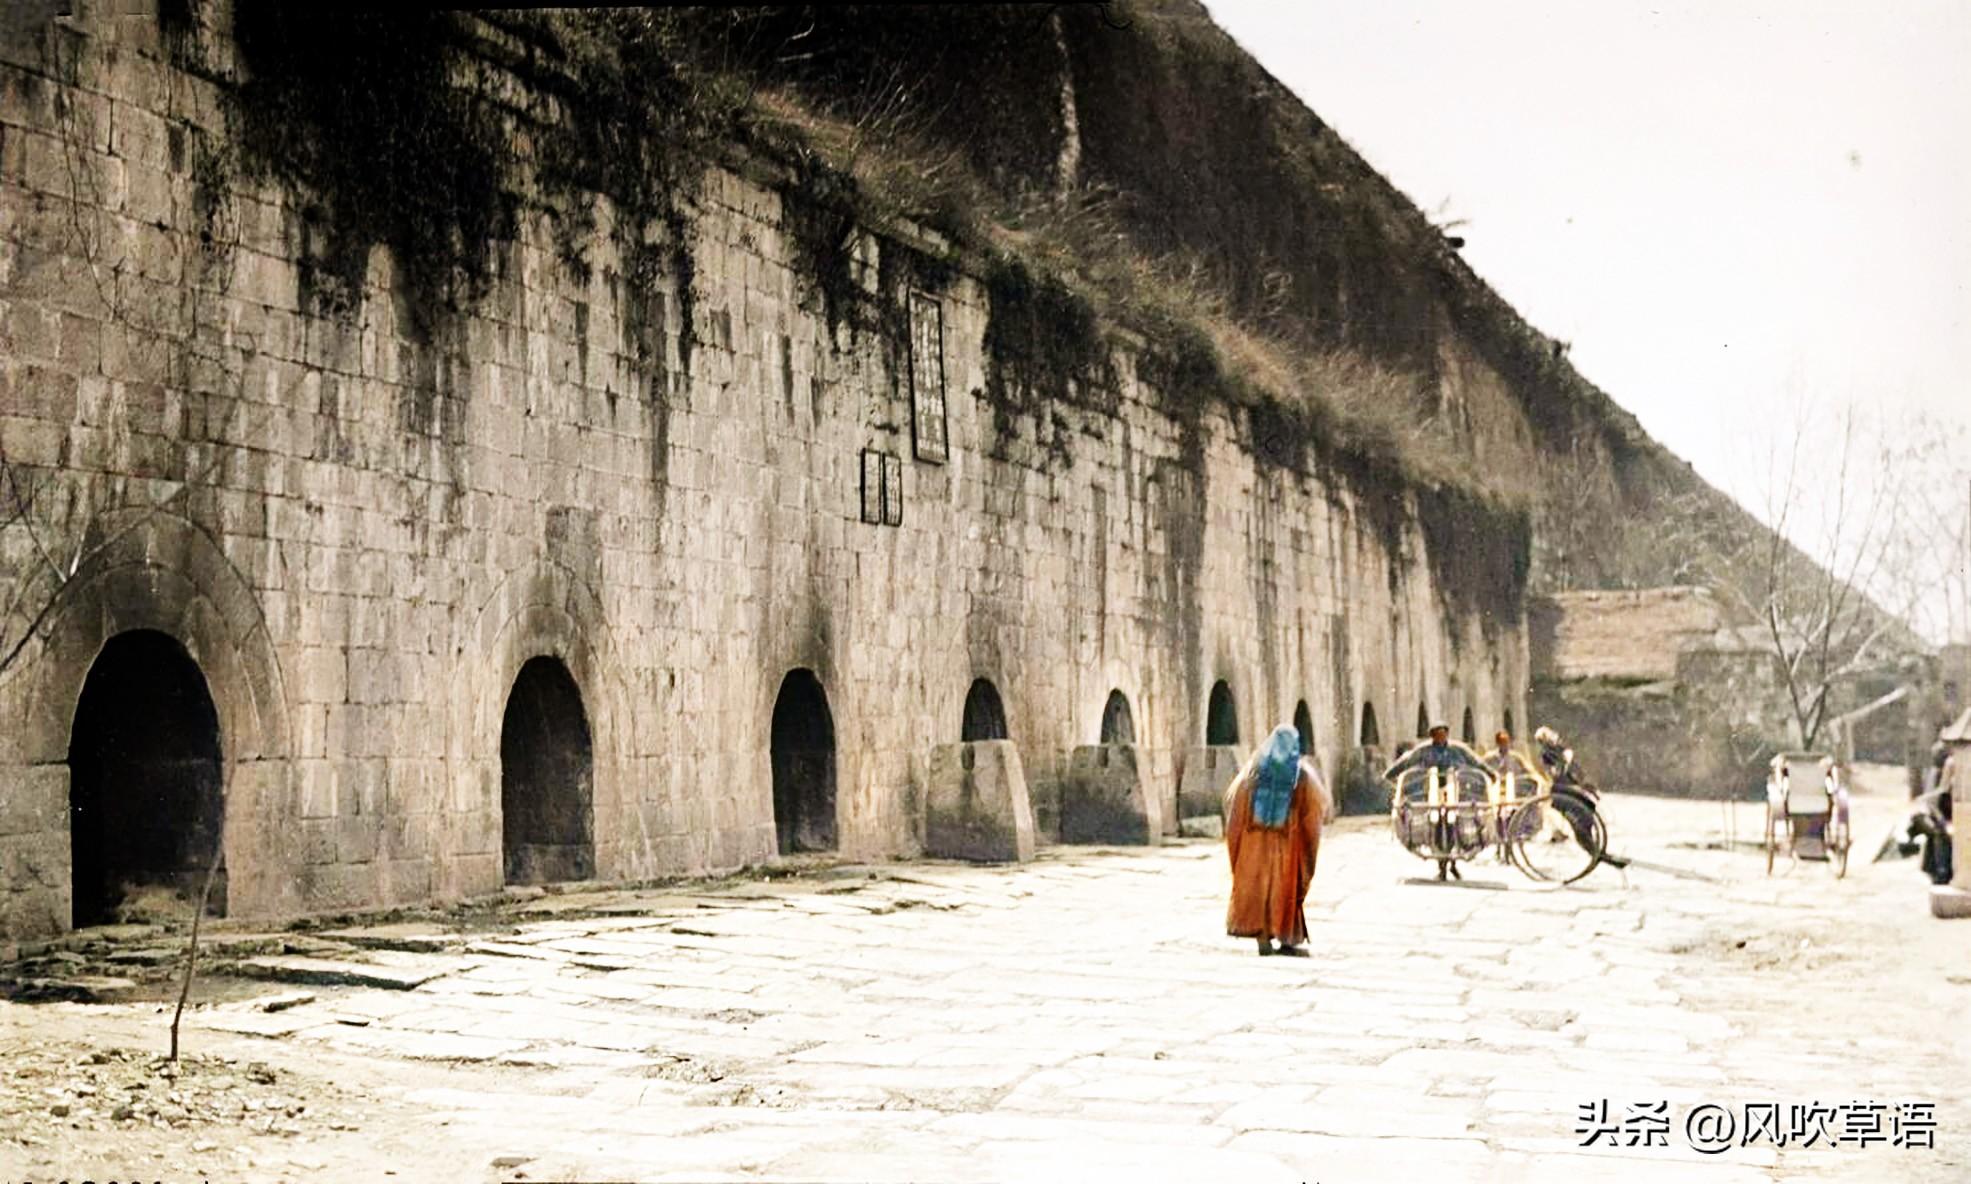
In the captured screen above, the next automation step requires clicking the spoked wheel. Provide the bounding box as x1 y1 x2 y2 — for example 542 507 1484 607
1505 795 1604 885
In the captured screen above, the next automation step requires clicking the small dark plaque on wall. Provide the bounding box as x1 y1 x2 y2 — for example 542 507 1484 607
860 449 905 527
860 448 884 525
882 453 904 526
908 293 949 464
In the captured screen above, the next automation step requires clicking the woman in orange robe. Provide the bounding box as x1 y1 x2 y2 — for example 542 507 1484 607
1224 725 1326 956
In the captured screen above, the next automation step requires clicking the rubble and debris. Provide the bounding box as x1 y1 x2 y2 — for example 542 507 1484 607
1 1045 361 1145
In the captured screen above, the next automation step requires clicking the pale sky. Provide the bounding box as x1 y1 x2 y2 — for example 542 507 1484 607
1204 0 1970 618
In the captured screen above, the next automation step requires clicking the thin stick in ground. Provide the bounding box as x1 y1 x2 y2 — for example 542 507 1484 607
170 813 227 1064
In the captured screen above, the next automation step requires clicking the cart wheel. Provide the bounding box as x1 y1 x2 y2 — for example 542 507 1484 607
1507 795 1603 885
1501 800 1545 881
1555 809 1607 886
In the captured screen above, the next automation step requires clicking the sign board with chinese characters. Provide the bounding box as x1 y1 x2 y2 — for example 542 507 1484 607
908 293 948 464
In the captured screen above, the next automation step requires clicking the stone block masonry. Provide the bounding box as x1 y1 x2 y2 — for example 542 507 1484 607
1061 744 1159 846
1176 746 1245 827
924 741 1035 864
0 8 1528 938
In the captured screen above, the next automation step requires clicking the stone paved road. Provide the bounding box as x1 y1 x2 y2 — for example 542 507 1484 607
6 783 1970 1183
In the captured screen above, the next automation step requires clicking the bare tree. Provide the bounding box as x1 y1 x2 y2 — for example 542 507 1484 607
1882 414 1971 647
1703 401 1936 751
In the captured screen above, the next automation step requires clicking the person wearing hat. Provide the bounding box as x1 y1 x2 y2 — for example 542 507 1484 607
1383 722 1488 880
1382 722 1488 779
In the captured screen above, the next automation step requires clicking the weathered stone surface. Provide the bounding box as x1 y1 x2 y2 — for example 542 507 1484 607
1930 885 1971 919
12 789 1966 1184
318 923 468 953
1177 815 1223 839
5 974 139 1003
925 742 1036 864
1176 746 1244 824
1530 588 1723 683
230 955 452 991
1060 745 1159 845
0 7 1533 939
259 990 319 1012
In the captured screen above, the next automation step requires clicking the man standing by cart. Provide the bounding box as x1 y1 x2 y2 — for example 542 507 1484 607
1384 723 1488 881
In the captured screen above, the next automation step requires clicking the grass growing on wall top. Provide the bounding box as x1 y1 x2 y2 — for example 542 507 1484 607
228 5 516 337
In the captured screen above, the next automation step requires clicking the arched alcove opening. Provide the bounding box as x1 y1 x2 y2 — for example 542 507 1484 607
68 630 226 928
961 677 1009 742
771 669 838 854
1416 701 1430 739
500 656 596 885
1293 699 1315 757
1360 702 1381 746
1206 680 1239 746
1100 689 1135 745
1503 708 1516 738
1461 707 1477 745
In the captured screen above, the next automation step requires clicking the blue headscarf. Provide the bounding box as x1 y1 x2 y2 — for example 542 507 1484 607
1251 725 1301 828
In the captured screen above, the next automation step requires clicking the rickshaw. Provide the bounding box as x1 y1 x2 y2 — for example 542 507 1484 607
1764 751 1851 878
1389 747 1605 885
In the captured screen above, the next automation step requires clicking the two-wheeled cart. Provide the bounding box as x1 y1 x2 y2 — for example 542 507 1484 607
1764 751 1851 879
1389 750 1606 885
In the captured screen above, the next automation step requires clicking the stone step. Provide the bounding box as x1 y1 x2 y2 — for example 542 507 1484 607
315 923 468 954
228 954 453 991
1178 815 1225 839
5 975 140 1003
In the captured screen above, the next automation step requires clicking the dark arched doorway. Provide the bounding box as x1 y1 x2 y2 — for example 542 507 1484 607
500 656 595 885
68 630 225 928
1416 701 1430 739
1293 700 1315 758
961 677 1009 741
1360 702 1380 746
772 669 837 853
1100 689 1135 745
1461 707 1477 745
1503 708 1515 738
1206 680 1239 746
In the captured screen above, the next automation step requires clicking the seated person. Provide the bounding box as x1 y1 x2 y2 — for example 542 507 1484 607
1484 730 1538 784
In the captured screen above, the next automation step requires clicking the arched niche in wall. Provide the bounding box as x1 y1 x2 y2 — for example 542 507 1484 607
1293 699 1315 758
499 655 596 886
1416 702 1430 739
1360 702 1381 747
1504 708 1516 738
961 678 1010 742
1100 689 1135 745
1206 680 1239 746
1461 707 1477 745
68 630 226 928
771 669 838 854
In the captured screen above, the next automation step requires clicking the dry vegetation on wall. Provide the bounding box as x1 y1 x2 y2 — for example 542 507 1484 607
157 1 1531 618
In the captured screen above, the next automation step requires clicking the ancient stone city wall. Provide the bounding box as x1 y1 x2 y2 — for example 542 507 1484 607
0 7 1528 937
